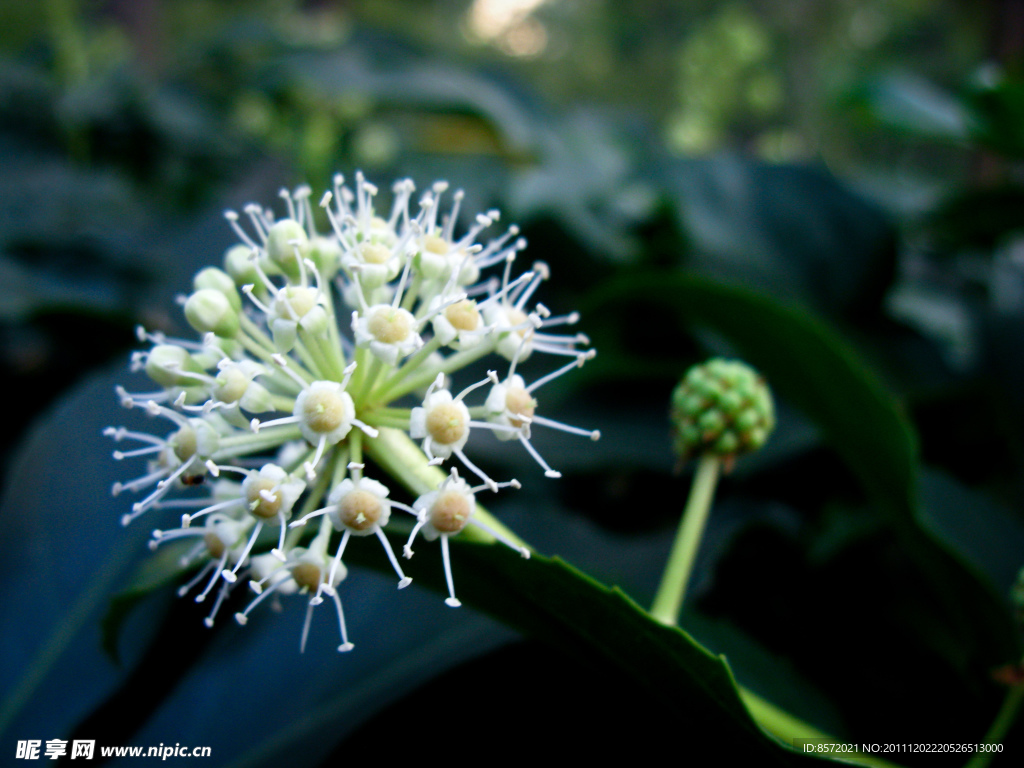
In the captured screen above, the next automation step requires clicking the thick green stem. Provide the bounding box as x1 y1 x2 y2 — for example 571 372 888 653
317 272 347 370
353 355 384 407
648 455 907 766
365 427 527 550
382 341 495 403
372 335 443 402
238 315 277 353
213 424 304 459
650 453 720 626
296 328 332 380
361 414 411 430
270 394 297 413
235 333 311 390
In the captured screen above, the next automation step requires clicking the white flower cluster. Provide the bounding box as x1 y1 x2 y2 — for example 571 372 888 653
107 173 599 652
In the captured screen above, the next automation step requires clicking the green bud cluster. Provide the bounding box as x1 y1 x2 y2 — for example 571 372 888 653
670 358 774 464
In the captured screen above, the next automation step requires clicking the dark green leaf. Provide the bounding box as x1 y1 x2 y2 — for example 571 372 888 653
967 75 1024 159
660 156 896 317
100 541 192 665
345 538 857 767
919 469 1024 597
928 184 1024 251
682 611 848 739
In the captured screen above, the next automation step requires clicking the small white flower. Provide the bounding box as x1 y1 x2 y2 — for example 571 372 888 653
236 531 355 653
149 510 254 626
429 296 486 350
327 476 392 535
106 409 223 525
294 380 357 446
199 463 308 584
410 470 477 542
343 241 402 289
248 552 299 597
290 475 411 591
484 373 537 438
483 355 601 478
405 468 527 607
241 464 305 522
267 284 329 352
352 304 422 366
410 388 471 461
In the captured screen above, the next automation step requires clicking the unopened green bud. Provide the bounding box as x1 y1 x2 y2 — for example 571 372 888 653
145 344 207 388
171 419 220 463
224 244 259 287
239 381 274 413
213 366 250 404
266 219 308 279
185 289 240 338
194 267 242 311
670 358 774 465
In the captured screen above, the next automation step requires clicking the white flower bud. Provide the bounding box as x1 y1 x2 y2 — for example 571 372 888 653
224 243 259 287
265 219 308 279
270 318 298 353
193 267 242 311
185 289 240 338
299 304 329 336
268 285 326 351
239 381 275 413
145 344 206 388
